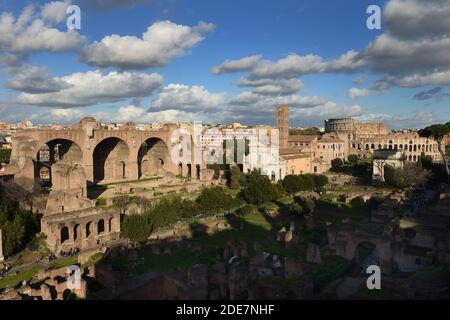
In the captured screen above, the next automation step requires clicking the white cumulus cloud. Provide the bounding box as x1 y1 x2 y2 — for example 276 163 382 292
212 55 262 75
151 83 228 112
14 70 163 107
79 20 214 69
0 3 84 66
41 1 71 24
347 88 372 99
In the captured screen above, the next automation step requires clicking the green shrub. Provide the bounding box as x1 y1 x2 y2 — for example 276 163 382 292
121 214 153 242
148 198 185 228
331 158 344 170
121 186 244 240
236 204 257 216
229 165 244 189
384 163 428 188
299 174 315 191
281 175 301 194
240 170 284 204
288 202 303 216
0 204 39 257
96 198 106 206
352 163 372 179
294 196 315 215
383 165 396 186
0 149 11 164
179 199 200 218
281 174 315 194
313 174 329 188
348 154 359 164
196 187 240 215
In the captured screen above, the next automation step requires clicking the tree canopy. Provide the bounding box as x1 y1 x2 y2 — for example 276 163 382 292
331 158 344 170
240 170 284 204
418 123 450 141
384 163 429 188
418 122 450 181
281 174 328 194
0 149 11 164
0 204 39 257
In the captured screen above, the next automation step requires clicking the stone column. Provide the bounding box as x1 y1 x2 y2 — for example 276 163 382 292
80 223 85 240
93 221 98 237
68 225 74 243
127 161 139 181
128 148 139 181
105 217 110 234
0 228 4 261
85 222 91 239
83 150 94 184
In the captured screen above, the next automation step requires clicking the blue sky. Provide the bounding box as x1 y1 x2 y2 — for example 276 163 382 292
0 0 449 129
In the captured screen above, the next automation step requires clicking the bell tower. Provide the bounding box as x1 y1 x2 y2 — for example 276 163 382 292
276 104 289 148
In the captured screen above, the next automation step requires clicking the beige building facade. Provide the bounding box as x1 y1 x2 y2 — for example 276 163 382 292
281 152 311 175
287 135 318 156
325 118 440 162
356 133 440 162
276 106 441 175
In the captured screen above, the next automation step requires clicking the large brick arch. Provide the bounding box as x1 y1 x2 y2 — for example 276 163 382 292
9 119 207 187
137 137 170 179
35 138 84 162
92 137 131 183
10 132 86 170
34 138 83 187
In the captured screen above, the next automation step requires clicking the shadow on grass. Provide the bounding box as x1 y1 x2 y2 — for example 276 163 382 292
89 211 312 293
87 204 356 300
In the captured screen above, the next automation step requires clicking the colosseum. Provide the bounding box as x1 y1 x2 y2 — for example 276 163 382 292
324 118 356 133
324 118 440 161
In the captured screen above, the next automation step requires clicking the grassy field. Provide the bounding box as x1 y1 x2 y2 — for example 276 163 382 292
0 251 107 293
50 256 78 269
110 209 306 275
0 266 42 291
241 212 273 231
82 252 105 269
101 176 162 187
323 184 394 197
313 199 381 235
102 183 388 291
105 186 358 294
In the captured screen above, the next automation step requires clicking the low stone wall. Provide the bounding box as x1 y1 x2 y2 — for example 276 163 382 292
0 266 88 300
